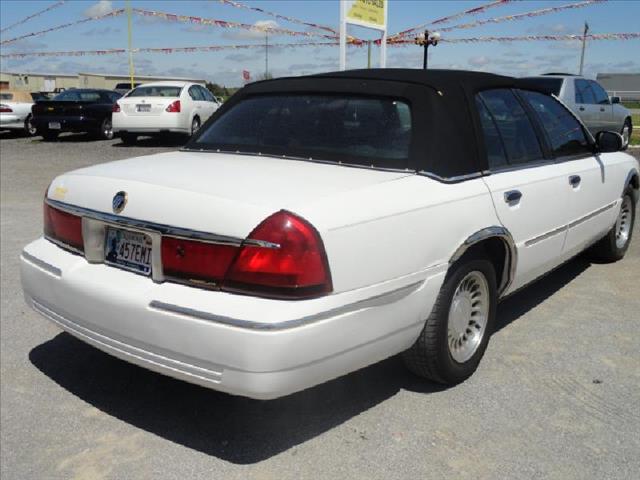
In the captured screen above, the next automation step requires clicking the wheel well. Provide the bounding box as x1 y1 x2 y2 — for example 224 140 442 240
456 237 512 295
629 173 639 191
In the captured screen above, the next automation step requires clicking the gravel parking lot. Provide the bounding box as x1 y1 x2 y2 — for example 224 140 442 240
1 132 639 480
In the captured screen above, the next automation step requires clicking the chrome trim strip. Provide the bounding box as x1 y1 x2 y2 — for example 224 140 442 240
524 201 617 247
45 198 279 249
21 251 62 277
418 171 484 183
450 226 517 296
149 281 423 330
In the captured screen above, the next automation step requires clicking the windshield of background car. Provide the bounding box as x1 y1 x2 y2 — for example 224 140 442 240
53 90 102 101
192 94 412 168
521 77 564 96
127 86 182 97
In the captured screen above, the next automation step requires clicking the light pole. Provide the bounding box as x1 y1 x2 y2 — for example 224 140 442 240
579 21 589 75
415 30 441 69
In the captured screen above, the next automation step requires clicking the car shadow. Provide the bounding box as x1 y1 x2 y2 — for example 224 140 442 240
112 135 189 148
34 133 100 143
0 129 30 139
28 253 593 464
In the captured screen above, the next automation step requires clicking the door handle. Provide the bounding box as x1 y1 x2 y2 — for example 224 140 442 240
504 190 522 204
569 175 581 187
600 107 605 112
579 106 585 111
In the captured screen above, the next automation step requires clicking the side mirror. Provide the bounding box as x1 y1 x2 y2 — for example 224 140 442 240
610 96 621 104
595 131 623 153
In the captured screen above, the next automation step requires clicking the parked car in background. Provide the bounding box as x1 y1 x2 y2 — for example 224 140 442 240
0 90 38 136
112 82 221 144
522 73 633 149
21 69 638 400
31 89 121 141
114 82 141 95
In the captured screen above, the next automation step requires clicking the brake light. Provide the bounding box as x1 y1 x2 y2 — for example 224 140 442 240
161 237 238 285
223 211 332 299
0 104 12 113
165 100 181 113
43 202 84 252
112 103 121 113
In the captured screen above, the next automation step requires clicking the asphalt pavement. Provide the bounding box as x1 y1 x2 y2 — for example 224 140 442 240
1 131 639 480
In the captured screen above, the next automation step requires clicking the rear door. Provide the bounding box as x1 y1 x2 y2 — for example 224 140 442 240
519 89 620 257
574 78 603 135
197 85 219 120
476 89 571 293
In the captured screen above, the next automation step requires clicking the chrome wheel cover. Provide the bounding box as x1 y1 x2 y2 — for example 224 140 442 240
447 271 490 363
621 124 630 147
104 120 113 139
26 117 36 136
615 196 632 249
191 118 200 135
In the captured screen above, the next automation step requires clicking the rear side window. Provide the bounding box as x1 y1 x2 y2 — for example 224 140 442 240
194 94 412 168
588 80 610 105
127 86 182 97
198 86 215 102
575 79 596 104
475 96 508 169
477 89 543 166
520 90 591 157
188 86 203 101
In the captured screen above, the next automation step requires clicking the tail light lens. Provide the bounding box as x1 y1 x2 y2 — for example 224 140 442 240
223 211 332 299
166 100 181 113
0 104 12 113
112 103 121 113
43 202 84 252
161 237 238 285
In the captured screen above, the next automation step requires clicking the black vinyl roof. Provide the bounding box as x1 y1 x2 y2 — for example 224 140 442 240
200 69 552 179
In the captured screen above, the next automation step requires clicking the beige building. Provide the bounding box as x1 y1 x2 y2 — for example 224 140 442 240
0 71 207 92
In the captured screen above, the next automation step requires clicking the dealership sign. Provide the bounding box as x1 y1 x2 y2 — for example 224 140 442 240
340 0 387 70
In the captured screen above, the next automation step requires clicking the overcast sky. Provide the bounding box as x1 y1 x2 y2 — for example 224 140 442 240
1 0 638 86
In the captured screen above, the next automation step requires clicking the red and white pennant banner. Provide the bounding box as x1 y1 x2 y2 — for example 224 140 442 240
0 0 66 34
388 32 640 45
218 0 338 35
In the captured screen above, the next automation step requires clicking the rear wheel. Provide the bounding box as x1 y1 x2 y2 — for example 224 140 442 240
97 117 114 140
40 130 58 141
590 187 635 261
403 257 497 385
621 118 632 150
24 114 36 136
190 116 201 136
120 133 137 145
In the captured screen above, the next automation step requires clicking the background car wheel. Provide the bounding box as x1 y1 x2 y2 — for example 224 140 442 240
98 118 114 140
40 130 58 142
120 133 137 145
621 119 632 150
402 257 497 385
190 117 201 136
590 186 636 262
24 115 36 136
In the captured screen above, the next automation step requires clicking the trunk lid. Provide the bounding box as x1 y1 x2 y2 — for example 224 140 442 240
32 101 90 117
47 151 411 238
118 96 175 116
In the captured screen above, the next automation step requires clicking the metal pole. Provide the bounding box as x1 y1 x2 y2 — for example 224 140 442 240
339 0 346 70
579 21 589 75
367 41 371 68
423 30 429 69
126 0 134 88
265 30 269 77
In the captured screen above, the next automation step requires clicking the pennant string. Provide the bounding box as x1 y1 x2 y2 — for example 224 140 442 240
0 1 66 34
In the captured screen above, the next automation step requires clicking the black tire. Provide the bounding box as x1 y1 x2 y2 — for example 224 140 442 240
97 117 114 140
40 130 59 141
24 114 36 136
190 116 201 136
403 257 497 385
621 118 632 151
590 186 636 262
120 133 137 145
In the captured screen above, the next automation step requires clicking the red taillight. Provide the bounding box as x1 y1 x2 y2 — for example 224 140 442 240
43 202 84 252
161 237 238 285
223 211 332 298
112 103 121 113
0 105 12 113
165 100 181 113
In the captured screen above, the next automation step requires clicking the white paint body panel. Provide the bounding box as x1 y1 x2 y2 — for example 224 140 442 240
21 148 639 398
0 101 33 129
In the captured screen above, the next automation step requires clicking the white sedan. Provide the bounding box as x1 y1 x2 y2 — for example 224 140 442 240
21 70 639 399
112 81 220 144
0 90 37 136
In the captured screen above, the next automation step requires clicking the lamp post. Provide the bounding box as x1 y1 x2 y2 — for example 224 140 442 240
415 30 441 69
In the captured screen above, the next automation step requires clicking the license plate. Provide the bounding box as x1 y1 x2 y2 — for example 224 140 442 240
48 122 61 129
104 228 152 275
136 104 151 112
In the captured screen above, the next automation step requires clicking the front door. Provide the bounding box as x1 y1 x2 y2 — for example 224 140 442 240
475 89 571 293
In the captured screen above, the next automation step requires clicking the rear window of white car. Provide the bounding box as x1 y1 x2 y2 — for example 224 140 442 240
192 94 412 167
127 86 182 97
